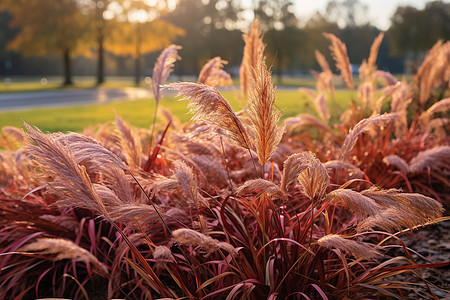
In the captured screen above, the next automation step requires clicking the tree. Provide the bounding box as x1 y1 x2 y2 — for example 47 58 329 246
325 0 368 28
1 0 91 85
387 1 450 57
164 0 244 75
303 13 339 70
254 0 304 82
105 0 184 86
78 0 118 85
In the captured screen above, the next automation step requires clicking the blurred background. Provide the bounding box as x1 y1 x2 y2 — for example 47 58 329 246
0 0 449 87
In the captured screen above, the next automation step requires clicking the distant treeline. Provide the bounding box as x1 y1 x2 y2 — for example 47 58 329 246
0 0 448 83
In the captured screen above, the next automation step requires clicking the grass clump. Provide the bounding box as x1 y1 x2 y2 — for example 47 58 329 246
0 21 449 299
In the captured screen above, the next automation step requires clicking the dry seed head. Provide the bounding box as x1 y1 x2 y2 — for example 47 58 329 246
361 187 443 218
357 187 443 232
314 50 331 74
173 228 237 256
152 44 182 104
326 188 382 218
236 178 284 199
173 160 200 207
323 33 354 89
364 32 384 78
240 20 265 98
382 155 410 174
18 238 108 276
375 70 398 86
318 234 380 260
280 152 309 193
420 97 450 128
167 82 253 150
25 124 108 215
357 81 374 109
409 146 450 174
313 92 330 122
198 56 232 87
357 207 430 233
428 118 450 140
324 160 364 179
416 40 449 105
1 126 27 150
296 152 329 203
247 54 284 166
340 113 398 161
109 203 162 227
153 245 175 264
114 114 142 168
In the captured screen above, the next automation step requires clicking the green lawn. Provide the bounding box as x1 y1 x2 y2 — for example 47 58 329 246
0 78 144 93
0 90 356 133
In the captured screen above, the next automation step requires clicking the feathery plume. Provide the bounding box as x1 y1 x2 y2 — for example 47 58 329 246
316 72 335 101
390 81 412 113
366 32 384 76
191 155 228 186
360 187 443 219
357 204 441 233
323 33 354 89
424 97 450 115
318 234 380 260
247 54 284 166
382 155 410 174
18 238 108 276
109 204 163 227
375 70 398 86
56 132 127 171
153 245 175 264
357 81 374 109
280 153 309 193
167 82 253 150
296 152 329 203
428 118 450 141
326 189 382 218
236 178 283 198
0 126 27 150
25 124 108 215
419 97 450 128
173 160 203 208
198 56 232 87
173 228 237 256
409 146 450 174
314 50 331 74
314 92 330 122
152 44 182 104
114 114 142 168
389 81 412 137
415 40 449 105
240 20 265 97
324 160 364 179
340 113 398 161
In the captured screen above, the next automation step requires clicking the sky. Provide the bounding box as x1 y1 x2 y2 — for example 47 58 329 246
240 0 449 30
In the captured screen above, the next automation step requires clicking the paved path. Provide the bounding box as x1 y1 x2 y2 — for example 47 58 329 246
0 87 153 111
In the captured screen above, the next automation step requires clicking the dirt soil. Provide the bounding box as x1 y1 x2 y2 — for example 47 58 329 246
389 219 450 299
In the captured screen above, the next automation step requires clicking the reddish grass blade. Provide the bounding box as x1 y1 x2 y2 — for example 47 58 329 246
143 120 172 172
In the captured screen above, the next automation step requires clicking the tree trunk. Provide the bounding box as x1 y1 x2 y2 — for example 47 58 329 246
134 23 142 87
276 53 283 84
63 48 73 86
134 55 141 86
96 32 104 85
